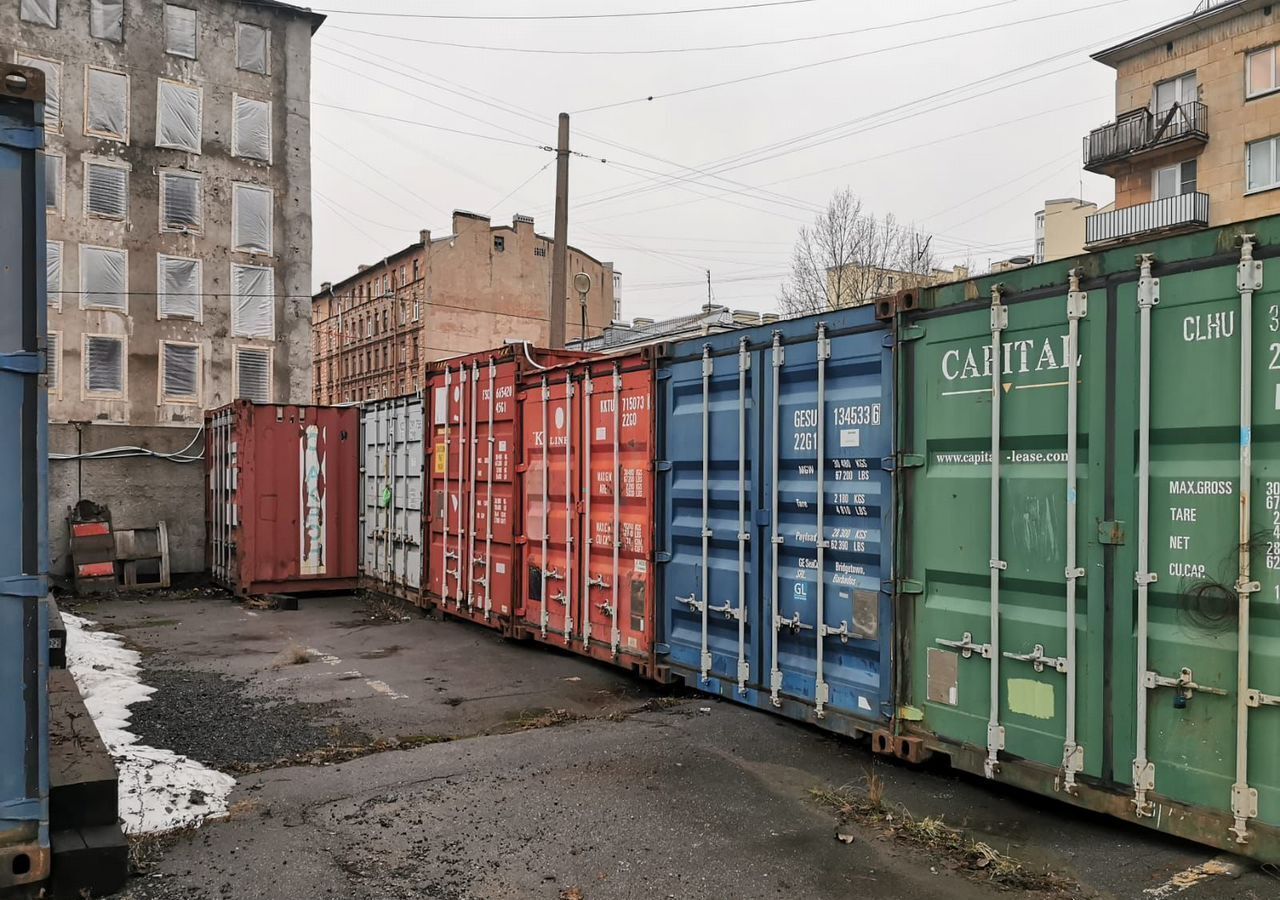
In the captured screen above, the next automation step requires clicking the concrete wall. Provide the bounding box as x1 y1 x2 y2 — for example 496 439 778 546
1107 3 1280 222
2 0 319 425
48 422 205 579
1040 199 1097 262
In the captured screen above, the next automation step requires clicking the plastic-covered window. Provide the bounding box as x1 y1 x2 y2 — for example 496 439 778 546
47 241 61 310
161 343 199 402
233 183 273 254
164 5 196 59
15 55 61 131
156 80 201 152
236 22 268 74
81 246 127 311
231 264 274 338
86 67 128 141
160 171 202 232
90 0 123 42
235 346 271 402
158 255 201 320
45 153 63 212
232 96 270 162
46 332 60 393
85 336 124 395
85 161 128 219
19 0 56 27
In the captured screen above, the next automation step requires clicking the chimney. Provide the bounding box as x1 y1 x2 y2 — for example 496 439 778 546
633 317 654 328
419 229 431 245
320 281 332 292
761 313 780 324
357 264 369 273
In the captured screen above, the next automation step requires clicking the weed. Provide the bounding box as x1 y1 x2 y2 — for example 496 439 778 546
362 592 410 622
511 707 578 730
864 766 885 809
271 643 312 669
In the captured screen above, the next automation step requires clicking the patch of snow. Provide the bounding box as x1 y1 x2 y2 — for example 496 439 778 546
63 613 236 835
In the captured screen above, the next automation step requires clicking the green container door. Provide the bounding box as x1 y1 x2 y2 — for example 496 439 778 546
901 281 1108 782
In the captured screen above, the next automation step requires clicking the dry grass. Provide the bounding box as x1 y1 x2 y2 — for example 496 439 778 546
242 595 279 611
228 734 453 774
362 592 411 622
511 707 578 730
126 824 198 875
271 643 312 669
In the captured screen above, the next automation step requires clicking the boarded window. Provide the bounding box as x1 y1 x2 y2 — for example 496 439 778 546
84 335 124 395
44 153 63 212
46 332 60 393
231 264 274 338
157 255 201 320
235 346 271 402
46 241 61 309
90 0 123 41
161 343 199 402
81 246 127 311
85 160 128 219
232 183 272 254
19 0 56 27
85 67 128 141
236 23 269 74
232 96 270 162
156 80 201 152
164 5 196 58
15 55 61 131
159 171 202 232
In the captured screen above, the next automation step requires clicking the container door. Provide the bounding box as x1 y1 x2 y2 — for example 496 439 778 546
207 410 238 586
1112 247 1280 846
430 365 470 608
472 363 517 619
522 373 579 643
583 362 655 664
660 340 760 692
391 399 424 592
360 404 383 581
903 281 1107 782
767 323 893 722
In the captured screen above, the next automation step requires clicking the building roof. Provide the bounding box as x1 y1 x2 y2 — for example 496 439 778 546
236 0 326 33
1091 0 1260 67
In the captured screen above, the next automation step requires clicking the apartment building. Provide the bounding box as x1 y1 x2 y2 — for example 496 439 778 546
822 263 970 311
312 211 617 405
1083 0 1280 247
3 0 322 426
1034 198 1101 263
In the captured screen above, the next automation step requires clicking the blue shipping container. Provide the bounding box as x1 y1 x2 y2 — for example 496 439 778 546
656 304 895 736
0 64 51 891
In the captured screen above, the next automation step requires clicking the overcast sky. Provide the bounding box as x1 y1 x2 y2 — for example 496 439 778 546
308 0 1195 320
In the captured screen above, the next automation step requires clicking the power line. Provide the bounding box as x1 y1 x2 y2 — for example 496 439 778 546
487 162 554 216
327 0 1021 56
311 100 546 150
261 0 819 20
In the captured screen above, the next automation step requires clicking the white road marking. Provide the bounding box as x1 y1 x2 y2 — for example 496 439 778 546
366 679 407 700
306 648 342 666
1142 856 1246 898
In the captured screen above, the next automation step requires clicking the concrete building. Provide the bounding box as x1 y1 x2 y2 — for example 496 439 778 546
1034 198 1100 262
312 211 617 405
567 305 780 353
823 263 969 310
1083 0 1280 248
2 0 323 576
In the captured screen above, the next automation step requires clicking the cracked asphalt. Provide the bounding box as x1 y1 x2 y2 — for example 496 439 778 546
68 593 1280 900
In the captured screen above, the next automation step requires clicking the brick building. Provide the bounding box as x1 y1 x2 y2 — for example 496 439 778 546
312 211 617 404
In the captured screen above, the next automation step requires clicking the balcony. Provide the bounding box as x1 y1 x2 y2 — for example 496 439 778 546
1083 102 1208 173
1084 192 1209 248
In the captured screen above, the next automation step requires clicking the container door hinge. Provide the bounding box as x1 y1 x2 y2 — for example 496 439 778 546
899 453 925 469
881 333 895 349
897 705 924 722
0 575 49 597
899 324 926 342
1245 688 1280 708
655 460 672 472
816 333 831 361
655 642 671 655
0 352 42 375
656 369 672 382
655 551 672 563
1098 520 1126 544
898 578 924 595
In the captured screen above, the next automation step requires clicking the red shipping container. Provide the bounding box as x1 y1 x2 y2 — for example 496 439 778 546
426 345 592 632
519 350 659 676
206 401 360 596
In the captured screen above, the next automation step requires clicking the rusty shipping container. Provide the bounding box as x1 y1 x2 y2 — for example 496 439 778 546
519 351 659 675
206 401 360 596
426 345 593 631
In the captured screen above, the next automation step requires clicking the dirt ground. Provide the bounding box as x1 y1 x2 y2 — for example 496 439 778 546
64 590 1280 900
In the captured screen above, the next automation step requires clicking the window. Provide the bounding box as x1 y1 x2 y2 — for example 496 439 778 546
1248 136 1280 193
19 0 56 27
232 95 271 162
157 255 201 320
156 80 201 153
90 0 123 42
412 300 420 321
83 335 124 396
1153 72 1196 115
85 66 128 142
1248 46 1279 99
231 264 274 338
15 55 61 132
46 332 60 395
160 342 200 403
84 159 128 220
80 246 127 311
534 245 547 258
412 259 420 281
1153 159 1197 200
236 22 269 74
44 152 63 213
234 346 272 402
232 183 273 253
164 5 197 59
493 235 505 253
159 170 202 233
46 240 61 310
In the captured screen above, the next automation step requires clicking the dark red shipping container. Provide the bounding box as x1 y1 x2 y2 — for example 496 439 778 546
519 349 659 676
206 401 361 596
426 345 593 632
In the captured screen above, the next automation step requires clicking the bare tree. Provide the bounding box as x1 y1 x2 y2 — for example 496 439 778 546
778 188 939 318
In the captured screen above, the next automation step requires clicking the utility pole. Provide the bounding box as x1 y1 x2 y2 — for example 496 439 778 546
550 112 570 349
705 269 712 312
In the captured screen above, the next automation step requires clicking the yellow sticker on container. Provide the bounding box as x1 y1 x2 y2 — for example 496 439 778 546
434 442 447 474
1007 678 1055 720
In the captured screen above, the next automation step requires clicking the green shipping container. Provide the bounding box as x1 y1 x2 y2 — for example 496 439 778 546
897 218 1280 861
